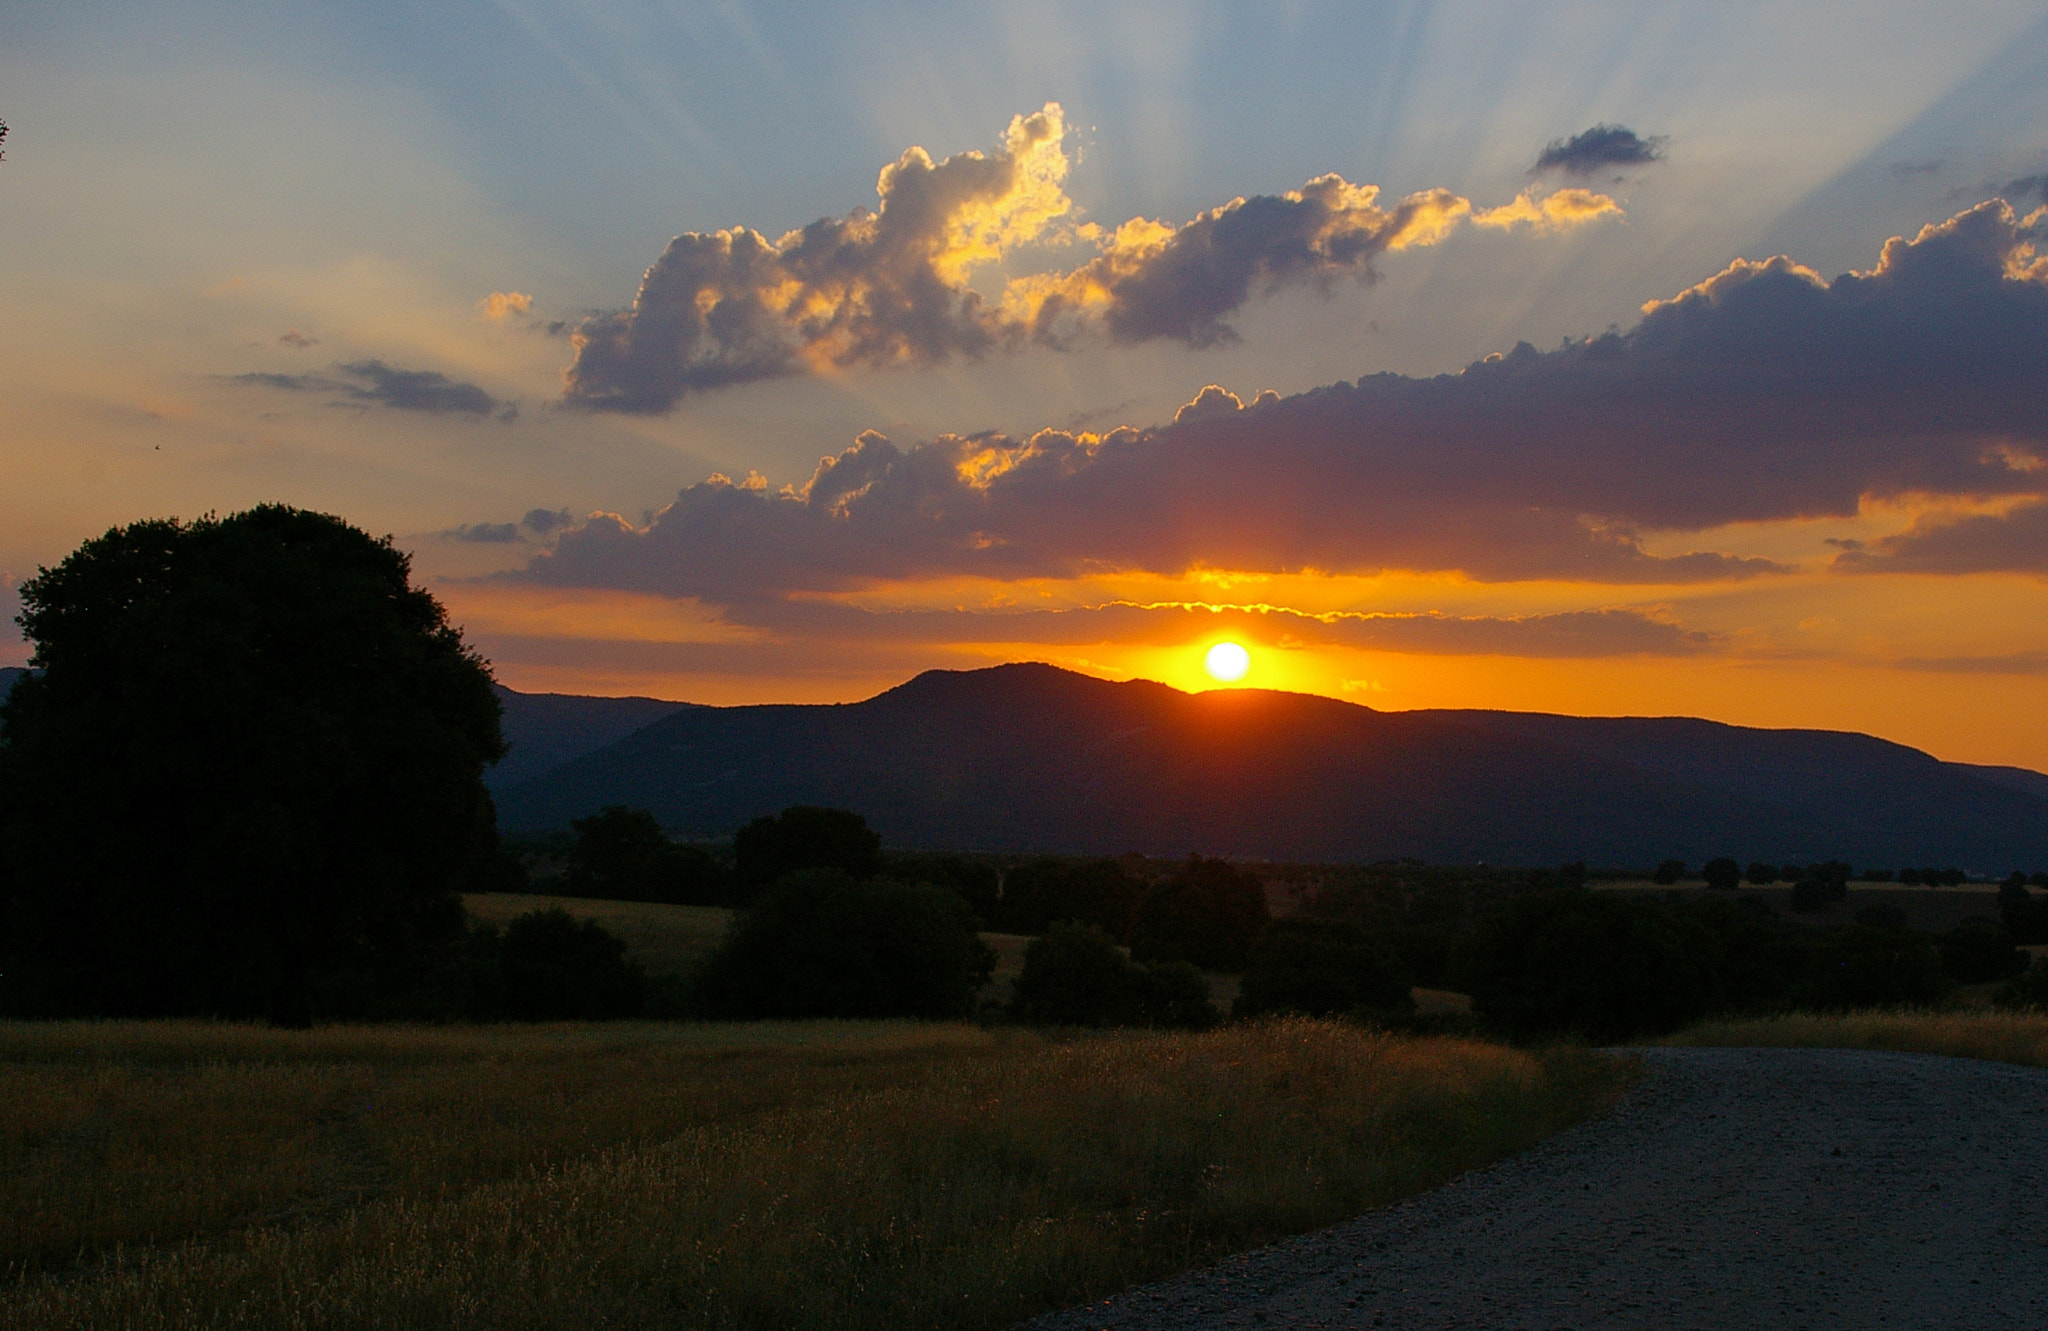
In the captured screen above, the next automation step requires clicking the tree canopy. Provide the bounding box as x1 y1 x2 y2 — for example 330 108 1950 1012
0 506 505 1024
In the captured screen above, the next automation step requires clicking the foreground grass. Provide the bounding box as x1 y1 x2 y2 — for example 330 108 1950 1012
1667 1010 2048 1070
1 1018 1629 1331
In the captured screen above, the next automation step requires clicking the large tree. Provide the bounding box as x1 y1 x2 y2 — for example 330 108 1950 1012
0 506 505 1024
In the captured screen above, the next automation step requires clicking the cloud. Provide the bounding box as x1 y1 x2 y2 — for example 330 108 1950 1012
277 329 317 349
480 291 534 322
229 359 507 417
522 507 575 536
1834 499 2048 574
561 105 1620 412
1531 124 1666 178
447 522 522 544
735 599 1713 658
518 199 2048 601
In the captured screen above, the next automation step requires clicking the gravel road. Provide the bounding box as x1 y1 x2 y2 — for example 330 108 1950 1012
1020 1047 2048 1330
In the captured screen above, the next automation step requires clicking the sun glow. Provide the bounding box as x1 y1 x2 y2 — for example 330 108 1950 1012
1204 641 1251 682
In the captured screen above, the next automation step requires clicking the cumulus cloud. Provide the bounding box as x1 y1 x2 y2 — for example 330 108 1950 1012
480 291 534 322
522 507 576 536
230 359 508 417
1531 124 1667 178
516 200 2048 600
561 104 1620 412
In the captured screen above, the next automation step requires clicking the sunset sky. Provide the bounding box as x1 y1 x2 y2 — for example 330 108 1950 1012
6 2 2048 768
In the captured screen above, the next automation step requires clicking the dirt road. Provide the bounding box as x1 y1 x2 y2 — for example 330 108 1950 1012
1021 1047 2048 1330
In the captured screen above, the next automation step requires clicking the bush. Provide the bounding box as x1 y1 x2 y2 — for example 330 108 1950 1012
1939 918 2029 983
886 853 1001 923
561 806 730 905
488 908 646 1020
1007 921 1216 1029
731 807 883 902
1234 918 1413 1019
2002 889 2048 945
1797 925 1953 1010
1702 857 1741 890
1455 889 1720 1042
1132 857 1270 971
692 870 995 1019
1745 861 1778 885
1994 959 2048 1011
993 857 1145 941
1651 859 1686 885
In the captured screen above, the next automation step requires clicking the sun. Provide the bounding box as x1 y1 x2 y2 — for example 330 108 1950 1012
1204 641 1251 683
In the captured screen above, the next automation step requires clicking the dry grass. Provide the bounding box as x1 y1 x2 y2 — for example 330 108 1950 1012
1666 1010 2048 1069
0 1018 1629 1330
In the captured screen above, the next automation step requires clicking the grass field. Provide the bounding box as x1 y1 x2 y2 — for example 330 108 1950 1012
0 1018 1629 1331
1665 1010 2048 1069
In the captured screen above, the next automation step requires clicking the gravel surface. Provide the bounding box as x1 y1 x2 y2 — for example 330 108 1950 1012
1020 1047 2048 1330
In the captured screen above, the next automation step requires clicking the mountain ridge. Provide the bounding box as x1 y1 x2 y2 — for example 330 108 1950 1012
493 663 2048 870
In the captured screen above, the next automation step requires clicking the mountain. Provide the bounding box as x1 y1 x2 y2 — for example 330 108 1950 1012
494 663 2048 870
487 685 694 793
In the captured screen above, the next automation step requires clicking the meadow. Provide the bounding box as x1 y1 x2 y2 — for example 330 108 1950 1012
0 1017 1627 1330
1665 1009 2048 1069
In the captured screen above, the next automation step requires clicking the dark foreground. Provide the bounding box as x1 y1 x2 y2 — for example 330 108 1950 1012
1021 1047 2048 1330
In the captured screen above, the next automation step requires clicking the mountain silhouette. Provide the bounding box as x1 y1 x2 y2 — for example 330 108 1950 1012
493 663 2048 870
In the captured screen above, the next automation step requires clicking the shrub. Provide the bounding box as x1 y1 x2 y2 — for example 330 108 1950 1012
1797 925 1953 1010
1132 857 1270 971
1789 878 1837 913
1745 861 1778 885
994 857 1145 941
1701 857 1741 890
1651 859 1686 885
562 805 730 905
1008 921 1216 1029
1994 959 2048 1011
1234 918 1413 1019
1455 889 1720 1043
2001 891 2048 945
1008 922 1140 1026
731 807 883 902
692 870 995 1020
886 853 1001 922
1939 918 2029 983
491 907 647 1020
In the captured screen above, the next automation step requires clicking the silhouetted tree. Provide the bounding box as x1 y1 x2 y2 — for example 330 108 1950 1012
1234 917 1413 1019
1132 856 1270 971
1745 861 1778 886
1798 925 1951 1010
1652 859 1686 885
731 806 882 901
0 507 503 1025
692 869 994 1019
1940 918 2029 984
490 907 645 1019
993 856 1144 941
562 805 728 904
1702 857 1742 890
1455 889 1720 1042
1007 921 1216 1029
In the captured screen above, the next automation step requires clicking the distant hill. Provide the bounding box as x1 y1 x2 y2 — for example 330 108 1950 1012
494 663 2048 871
488 685 693 794
0 667 23 703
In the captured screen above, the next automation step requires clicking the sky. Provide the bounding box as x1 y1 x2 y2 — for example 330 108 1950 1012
6 1 2048 768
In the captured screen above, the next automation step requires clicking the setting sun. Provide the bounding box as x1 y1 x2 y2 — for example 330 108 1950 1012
1204 641 1251 682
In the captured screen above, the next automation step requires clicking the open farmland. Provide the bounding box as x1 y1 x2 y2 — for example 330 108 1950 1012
0 1018 1626 1331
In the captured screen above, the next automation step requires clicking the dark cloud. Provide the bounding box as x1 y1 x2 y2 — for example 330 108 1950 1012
522 507 575 536
2002 174 2048 205
447 522 521 544
561 105 1617 413
228 359 505 416
1834 500 2048 574
1532 124 1666 178
520 200 2048 601
277 330 318 349
734 599 1712 658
